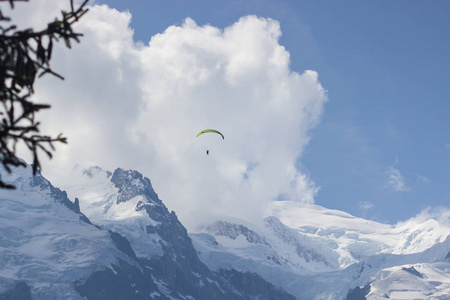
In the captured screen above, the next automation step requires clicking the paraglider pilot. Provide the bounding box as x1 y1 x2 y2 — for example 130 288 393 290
196 129 224 156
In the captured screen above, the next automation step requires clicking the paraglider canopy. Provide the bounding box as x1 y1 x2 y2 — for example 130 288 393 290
196 129 224 140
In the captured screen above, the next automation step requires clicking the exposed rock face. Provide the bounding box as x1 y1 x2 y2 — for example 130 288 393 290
206 221 269 245
111 168 159 205
0 281 33 300
218 269 297 300
30 170 92 224
345 284 370 300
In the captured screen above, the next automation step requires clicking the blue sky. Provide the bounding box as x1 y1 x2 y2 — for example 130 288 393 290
90 0 449 223
11 0 448 227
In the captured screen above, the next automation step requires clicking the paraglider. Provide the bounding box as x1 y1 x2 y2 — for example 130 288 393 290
196 129 224 140
197 129 224 155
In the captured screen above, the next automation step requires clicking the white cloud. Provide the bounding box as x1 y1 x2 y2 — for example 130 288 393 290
15 2 327 230
3 0 72 30
387 166 409 192
401 207 450 228
387 159 409 192
358 201 374 210
417 174 430 183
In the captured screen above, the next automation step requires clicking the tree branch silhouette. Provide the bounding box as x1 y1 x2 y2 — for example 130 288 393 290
0 0 89 188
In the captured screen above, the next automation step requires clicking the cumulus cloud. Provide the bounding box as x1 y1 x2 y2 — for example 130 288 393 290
2 0 72 30
14 2 327 229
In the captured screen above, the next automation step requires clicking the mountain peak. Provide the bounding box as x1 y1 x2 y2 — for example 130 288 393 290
83 165 112 178
111 168 160 205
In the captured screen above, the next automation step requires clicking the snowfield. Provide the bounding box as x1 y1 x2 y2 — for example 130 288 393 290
0 167 135 300
192 200 450 299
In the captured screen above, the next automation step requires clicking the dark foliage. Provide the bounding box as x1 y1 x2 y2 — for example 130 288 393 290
0 0 88 188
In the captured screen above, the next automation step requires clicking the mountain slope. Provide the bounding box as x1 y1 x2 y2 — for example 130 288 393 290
1 165 448 299
0 165 296 299
0 167 135 299
191 201 450 299
70 166 297 300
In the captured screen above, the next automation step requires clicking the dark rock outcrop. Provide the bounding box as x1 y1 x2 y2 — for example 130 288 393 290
0 281 33 300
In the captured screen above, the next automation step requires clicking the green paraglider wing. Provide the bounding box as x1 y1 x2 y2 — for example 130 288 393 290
196 129 224 139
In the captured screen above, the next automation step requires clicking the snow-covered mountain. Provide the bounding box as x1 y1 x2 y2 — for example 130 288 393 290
1 164 449 299
0 166 132 299
192 201 450 299
0 165 295 300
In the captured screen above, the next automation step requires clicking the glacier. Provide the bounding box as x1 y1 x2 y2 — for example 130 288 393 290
192 201 450 299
